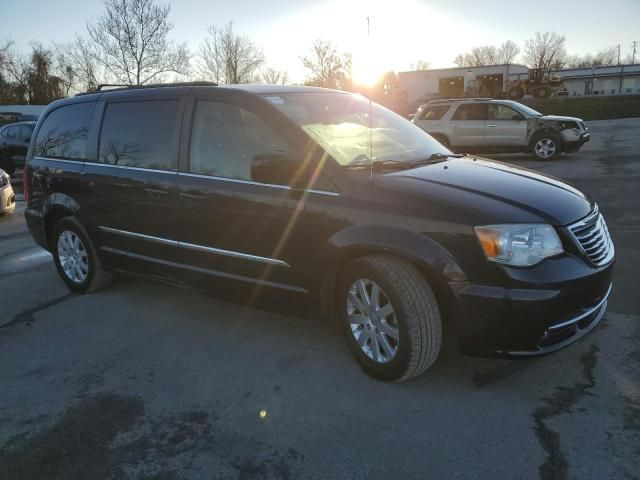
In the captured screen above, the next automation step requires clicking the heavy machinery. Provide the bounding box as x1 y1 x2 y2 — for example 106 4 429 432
507 68 564 99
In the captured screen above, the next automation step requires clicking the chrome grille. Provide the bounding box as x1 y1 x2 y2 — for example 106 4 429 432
569 206 614 266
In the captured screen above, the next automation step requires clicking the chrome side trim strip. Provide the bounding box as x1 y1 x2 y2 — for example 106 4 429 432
32 156 84 165
548 283 612 331
176 171 340 196
87 162 177 175
100 246 307 293
178 171 288 190
99 226 179 247
32 157 339 196
306 188 340 197
179 240 289 267
98 226 290 268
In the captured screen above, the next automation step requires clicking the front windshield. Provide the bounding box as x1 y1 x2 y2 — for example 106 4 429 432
507 101 543 117
262 92 450 165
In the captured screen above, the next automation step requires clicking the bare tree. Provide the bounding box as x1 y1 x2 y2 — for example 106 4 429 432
565 47 618 68
86 0 189 85
410 59 430 71
453 46 497 67
55 37 107 93
260 67 289 85
301 39 351 89
497 40 520 64
0 40 16 102
523 32 567 70
198 22 265 84
1 44 64 104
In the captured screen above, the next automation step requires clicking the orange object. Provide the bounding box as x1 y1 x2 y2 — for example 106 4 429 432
476 228 501 258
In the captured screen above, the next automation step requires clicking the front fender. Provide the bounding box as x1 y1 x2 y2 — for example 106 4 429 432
314 225 468 319
326 225 467 283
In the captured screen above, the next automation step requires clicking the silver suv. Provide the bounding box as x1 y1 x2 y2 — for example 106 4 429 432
411 98 590 160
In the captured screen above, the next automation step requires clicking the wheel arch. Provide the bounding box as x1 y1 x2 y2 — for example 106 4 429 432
528 127 563 152
42 193 83 249
318 226 467 325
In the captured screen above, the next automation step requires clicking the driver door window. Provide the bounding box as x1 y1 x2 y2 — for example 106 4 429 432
486 104 527 146
488 104 523 121
189 101 292 183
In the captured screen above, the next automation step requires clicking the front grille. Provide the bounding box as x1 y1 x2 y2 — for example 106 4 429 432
569 205 614 266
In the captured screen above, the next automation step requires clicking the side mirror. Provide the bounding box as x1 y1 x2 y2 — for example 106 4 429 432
251 151 307 188
512 114 524 121
24 137 31 143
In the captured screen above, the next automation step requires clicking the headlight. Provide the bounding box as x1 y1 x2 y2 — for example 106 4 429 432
0 174 8 187
474 224 563 266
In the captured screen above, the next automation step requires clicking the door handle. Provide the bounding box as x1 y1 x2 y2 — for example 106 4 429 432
486 124 497 128
451 124 460 128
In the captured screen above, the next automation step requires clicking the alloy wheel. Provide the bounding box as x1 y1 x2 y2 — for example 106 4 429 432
535 138 557 159
57 230 89 283
346 279 400 363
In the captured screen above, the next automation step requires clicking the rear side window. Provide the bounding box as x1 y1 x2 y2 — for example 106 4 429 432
99 100 178 170
33 103 94 159
451 104 488 121
4 125 20 139
20 125 34 141
419 105 449 121
189 101 291 181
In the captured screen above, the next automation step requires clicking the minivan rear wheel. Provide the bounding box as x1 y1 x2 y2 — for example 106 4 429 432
338 255 442 381
52 217 112 293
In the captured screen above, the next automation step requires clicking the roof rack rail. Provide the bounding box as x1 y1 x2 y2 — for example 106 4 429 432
427 97 493 103
76 81 218 96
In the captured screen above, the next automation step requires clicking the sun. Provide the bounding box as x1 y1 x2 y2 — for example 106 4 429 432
352 55 384 87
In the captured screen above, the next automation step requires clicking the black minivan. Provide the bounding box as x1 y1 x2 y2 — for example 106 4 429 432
24 83 614 381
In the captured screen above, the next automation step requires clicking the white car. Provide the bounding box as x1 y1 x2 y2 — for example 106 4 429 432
0 168 16 215
411 98 590 160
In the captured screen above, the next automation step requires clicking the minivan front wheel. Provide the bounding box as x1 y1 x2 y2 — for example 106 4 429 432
52 217 112 293
339 255 442 382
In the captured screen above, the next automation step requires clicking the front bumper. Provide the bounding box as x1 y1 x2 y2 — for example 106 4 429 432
563 132 590 153
0 182 16 214
450 255 614 355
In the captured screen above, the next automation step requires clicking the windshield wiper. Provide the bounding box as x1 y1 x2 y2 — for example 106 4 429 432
343 154 464 171
342 159 406 170
423 153 465 161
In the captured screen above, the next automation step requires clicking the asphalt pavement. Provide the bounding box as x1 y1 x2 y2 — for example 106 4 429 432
1 118 639 480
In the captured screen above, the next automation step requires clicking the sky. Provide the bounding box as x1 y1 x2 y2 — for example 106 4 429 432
3 0 640 83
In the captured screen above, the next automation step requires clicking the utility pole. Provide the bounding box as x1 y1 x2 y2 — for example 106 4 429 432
632 41 638 64
617 44 621 65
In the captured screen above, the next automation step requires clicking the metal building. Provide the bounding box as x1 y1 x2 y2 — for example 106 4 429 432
398 64 529 106
551 64 640 96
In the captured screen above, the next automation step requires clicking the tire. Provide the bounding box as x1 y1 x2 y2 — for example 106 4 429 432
51 217 112 293
508 86 523 99
530 131 562 161
534 87 551 98
338 254 442 382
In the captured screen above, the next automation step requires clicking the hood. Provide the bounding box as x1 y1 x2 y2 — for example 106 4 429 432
540 114 584 123
376 157 592 225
